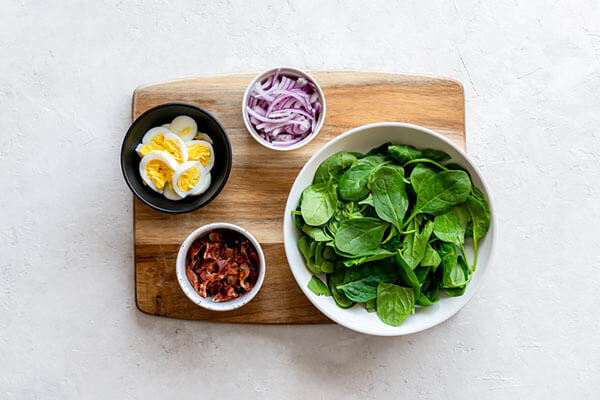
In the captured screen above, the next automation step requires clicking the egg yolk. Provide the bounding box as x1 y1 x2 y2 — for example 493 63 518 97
188 144 211 167
148 134 184 163
138 144 153 157
177 166 201 192
145 160 173 190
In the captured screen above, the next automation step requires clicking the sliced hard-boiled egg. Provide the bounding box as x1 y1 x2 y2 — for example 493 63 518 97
186 140 214 171
194 132 214 144
172 161 211 198
137 127 188 164
170 115 197 142
139 150 179 194
163 183 183 201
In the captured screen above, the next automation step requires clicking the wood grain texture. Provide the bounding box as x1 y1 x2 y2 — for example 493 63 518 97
133 71 465 324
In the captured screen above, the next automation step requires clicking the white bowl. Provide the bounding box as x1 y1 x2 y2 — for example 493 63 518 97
283 122 496 336
176 222 266 311
242 67 326 151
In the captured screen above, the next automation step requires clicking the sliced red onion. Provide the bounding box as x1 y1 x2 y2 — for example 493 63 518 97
246 69 321 146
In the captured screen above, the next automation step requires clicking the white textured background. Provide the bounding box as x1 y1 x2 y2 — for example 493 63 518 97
1 1 599 398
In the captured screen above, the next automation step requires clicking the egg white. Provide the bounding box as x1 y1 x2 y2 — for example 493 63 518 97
163 183 183 201
170 115 197 142
139 150 179 194
194 132 214 144
171 161 211 198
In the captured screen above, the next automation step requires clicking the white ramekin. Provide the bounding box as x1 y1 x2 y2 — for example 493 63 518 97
242 66 326 151
176 222 266 311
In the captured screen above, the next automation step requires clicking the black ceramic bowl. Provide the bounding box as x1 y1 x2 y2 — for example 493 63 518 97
121 103 232 213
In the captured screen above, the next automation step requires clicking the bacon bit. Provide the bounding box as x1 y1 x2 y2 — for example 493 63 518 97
209 232 224 243
216 258 239 279
198 269 217 282
201 260 218 273
185 229 260 303
248 247 259 263
186 265 201 292
197 281 208 297
239 263 250 281
226 273 239 286
213 285 239 303
204 242 222 260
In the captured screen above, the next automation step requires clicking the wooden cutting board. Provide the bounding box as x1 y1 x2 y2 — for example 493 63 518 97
133 71 465 323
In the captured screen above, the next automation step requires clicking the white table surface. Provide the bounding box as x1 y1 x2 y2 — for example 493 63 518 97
2 1 599 398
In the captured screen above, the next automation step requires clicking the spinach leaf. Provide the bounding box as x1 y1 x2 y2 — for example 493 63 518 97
333 245 393 259
336 261 398 302
414 170 471 216
302 225 333 242
341 248 396 267
394 254 421 297
328 272 355 309
387 145 422 164
402 220 434 269
314 152 358 184
301 182 338 226
365 298 377 312
443 255 469 295
466 187 490 269
416 267 441 306
433 211 461 244
314 242 325 268
301 240 321 275
338 155 387 201
322 246 337 261
297 235 312 262
366 142 391 156
414 266 430 283
467 187 490 239
372 166 409 230
438 242 458 275
306 257 321 275
307 276 331 296
376 283 415 326
409 164 437 193
321 261 335 273
293 206 304 230
335 217 389 256
422 148 451 162
326 208 348 236
451 205 470 243
443 286 466 297
417 286 441 305
308 241 317 259
421 244 441 269
440 246 469 289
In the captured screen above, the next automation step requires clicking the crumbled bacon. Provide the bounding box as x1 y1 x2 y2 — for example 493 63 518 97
186 265 201 292
185 229 260 303
204 242 222 260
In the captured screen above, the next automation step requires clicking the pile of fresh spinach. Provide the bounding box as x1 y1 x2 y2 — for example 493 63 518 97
294 143 490 327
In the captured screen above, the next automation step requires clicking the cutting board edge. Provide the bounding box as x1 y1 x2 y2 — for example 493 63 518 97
133 70 465 97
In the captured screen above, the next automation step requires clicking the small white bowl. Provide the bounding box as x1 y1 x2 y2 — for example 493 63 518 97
242 67 326 151
176 222 266 311
283 122 496 336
